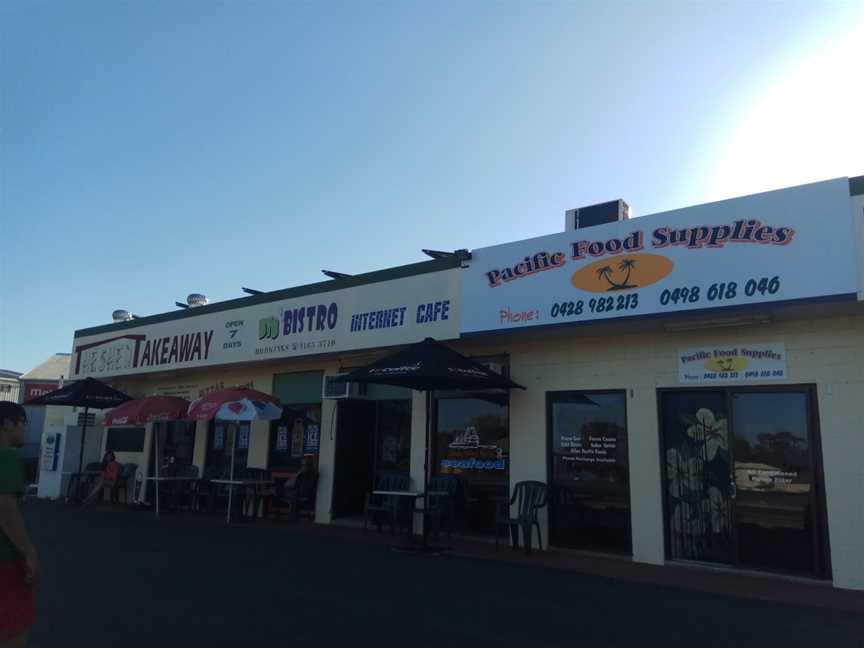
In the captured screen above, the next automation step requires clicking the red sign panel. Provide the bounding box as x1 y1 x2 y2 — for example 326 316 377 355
23 383 59 402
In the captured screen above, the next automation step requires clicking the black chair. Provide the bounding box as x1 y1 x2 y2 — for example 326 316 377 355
424 474 459 540
275 471 319 522
495 480 547 554
112 463 138 504
173 465 200 510
195 464 228 513
239 468 270 519
364 473 410 534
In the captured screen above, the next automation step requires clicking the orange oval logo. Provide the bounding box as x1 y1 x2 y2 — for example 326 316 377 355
704 357 749 372
570 253 673 293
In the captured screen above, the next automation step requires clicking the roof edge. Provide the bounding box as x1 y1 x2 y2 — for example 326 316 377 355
75 256 460 338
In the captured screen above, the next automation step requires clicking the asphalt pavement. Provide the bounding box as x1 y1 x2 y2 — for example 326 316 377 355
21 500 864 648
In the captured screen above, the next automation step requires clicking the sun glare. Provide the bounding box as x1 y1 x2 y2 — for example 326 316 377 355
707 15 864 201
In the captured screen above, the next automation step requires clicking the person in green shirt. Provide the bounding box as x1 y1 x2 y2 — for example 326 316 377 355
0 402 38 647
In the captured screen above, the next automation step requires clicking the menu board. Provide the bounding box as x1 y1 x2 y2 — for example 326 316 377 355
559 432 618 465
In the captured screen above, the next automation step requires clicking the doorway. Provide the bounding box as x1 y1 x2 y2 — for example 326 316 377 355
547 391 632 554
332 401 377 518
659 387 828 577
331 399 413 518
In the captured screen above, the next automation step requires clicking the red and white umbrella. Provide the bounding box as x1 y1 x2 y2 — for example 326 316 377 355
105 396 191 426
187 388 282 422
186 388 283 523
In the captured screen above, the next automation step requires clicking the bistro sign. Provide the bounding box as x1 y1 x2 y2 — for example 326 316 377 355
73 270 460 379
460 178 857 334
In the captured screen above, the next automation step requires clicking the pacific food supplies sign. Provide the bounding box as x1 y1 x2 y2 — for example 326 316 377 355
460 178 857 334
678 343 787 383
72 270 460 379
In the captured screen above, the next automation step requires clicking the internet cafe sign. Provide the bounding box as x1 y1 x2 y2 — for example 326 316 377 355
678 343 787 384
72 270 459 379
460 178 856 334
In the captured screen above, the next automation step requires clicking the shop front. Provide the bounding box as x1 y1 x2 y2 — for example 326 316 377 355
458 177 864 588
63 175 864 590
68 260 462 526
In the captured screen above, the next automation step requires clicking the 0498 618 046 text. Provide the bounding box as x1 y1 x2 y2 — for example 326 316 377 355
659 276 780 306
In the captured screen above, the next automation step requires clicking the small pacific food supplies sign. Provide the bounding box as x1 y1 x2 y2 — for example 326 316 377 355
460 178 857 334
678 343 787 384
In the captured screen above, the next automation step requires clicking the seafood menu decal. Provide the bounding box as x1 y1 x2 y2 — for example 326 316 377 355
461 178 856 334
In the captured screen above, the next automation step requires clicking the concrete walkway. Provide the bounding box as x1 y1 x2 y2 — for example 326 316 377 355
23 501 864 647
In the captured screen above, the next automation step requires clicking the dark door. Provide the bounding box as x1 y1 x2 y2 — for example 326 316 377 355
660 391 734 565
730 391 819 574
331 400 377 518
548 391 632 554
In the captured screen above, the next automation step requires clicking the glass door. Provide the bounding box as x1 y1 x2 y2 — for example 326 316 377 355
660 391 733 565
548 391 631 554
661 388 826 577
731 392 817 574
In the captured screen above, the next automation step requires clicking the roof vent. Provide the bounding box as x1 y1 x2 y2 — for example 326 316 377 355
112 310 134 323
187 294 209 308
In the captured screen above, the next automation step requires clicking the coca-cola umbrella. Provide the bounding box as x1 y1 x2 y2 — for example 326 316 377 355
105 396 191 514
187 388 283 522
333 337 525 550
25 378 131 496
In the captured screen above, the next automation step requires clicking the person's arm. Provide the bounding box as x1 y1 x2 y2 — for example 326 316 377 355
0 494 40 584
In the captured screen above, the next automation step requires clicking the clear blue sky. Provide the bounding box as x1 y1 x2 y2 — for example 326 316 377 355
1 1 862 373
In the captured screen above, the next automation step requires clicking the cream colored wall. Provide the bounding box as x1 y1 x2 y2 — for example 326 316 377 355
314 373 341 524
457 313 864 590
409 390 428 533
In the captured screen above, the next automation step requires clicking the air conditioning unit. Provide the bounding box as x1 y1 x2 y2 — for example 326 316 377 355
322 375 368 400
566 199 629 230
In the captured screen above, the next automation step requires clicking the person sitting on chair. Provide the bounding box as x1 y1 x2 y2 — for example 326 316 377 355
282 455 318 519
83 451 120 506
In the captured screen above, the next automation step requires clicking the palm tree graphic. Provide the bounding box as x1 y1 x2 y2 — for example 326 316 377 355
596 258 638 291
596 266 614 287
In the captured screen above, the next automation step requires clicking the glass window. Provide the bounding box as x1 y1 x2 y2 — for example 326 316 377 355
207 421 250 473
375 400 411 477
548 392 631 554
269 404 322 471
434 392 509 534
106 427 146 453
150 422 197 475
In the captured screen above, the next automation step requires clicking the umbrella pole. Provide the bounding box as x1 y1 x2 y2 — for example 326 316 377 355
155 423 160 516
423 390 431 547
227 422 236 524
77 406 89 502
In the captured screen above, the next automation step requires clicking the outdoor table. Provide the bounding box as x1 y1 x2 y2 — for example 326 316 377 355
210 479 274 524
371 490 450 553
145 476 200 516
65 470 102 502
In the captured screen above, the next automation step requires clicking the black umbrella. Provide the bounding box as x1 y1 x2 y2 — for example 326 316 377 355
335 337 525 391
26 377 131 480
334 338 525 547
